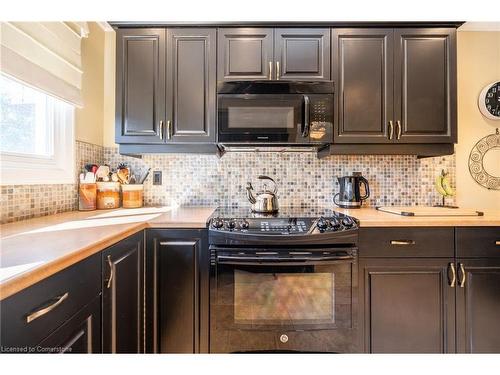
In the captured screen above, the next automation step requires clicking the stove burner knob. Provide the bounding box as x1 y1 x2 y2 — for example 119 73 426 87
329 217 341 230
316 217 328 231
342 216 354 228
212 218 224 229
226 220 236 230
240 219 249 230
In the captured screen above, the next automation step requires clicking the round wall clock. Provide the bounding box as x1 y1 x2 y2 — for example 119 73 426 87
478 81 500 120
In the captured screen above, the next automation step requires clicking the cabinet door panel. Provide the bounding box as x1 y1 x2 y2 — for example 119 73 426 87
394 28 456 143
146 229 208 354
166 29 216 142
115 28 165 144
218 28 273 81
456 259 500 353
360 258 455 353
102 232 145 353
38 296 101 354
332 29 394 143
275 28 330 80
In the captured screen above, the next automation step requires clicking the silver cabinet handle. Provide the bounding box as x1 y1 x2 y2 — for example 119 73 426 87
276 61 280 80
166 120 172 140
159 120 164 140
396 120 402 140
459 263 466 288
26 292 69 323
390 240 415 245
106 255 114 289
268 61 273 80
388 121 394 140
449 263 456 288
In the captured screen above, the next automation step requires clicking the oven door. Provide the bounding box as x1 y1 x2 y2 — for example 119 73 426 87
210 248 358 353
217 94 308 143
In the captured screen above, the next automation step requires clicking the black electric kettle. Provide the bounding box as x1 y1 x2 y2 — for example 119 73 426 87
333 172 370 208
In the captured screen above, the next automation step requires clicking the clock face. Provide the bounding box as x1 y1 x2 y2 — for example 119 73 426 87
479 81 500 120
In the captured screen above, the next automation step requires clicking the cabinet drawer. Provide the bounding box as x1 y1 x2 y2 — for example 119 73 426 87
0 253 101 351
359 227 454 257
456 227 500 258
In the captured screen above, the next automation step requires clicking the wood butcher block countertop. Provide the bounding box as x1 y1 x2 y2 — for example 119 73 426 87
0 206 216 301
335 207 500 227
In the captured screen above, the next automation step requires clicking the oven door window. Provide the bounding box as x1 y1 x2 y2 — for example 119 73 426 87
215 263 353 330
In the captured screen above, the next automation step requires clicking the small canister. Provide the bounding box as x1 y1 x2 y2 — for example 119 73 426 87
96 182 121 209
78 183 97 211
121 184 144 208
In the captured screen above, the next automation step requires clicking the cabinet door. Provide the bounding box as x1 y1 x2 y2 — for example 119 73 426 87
332 29 394 143
456 259 500 353
359 258 455 353
393 28 457 143
102 232 145 353
38 296 101 354
218 28 274 81
115 28 166 144
166 29 216 143
274 28 330 81
146 229 208 354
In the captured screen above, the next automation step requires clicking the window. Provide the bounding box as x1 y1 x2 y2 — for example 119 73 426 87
0 74 74 184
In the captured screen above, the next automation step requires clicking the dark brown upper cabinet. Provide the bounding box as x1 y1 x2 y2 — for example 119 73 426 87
274 28 330 80
218 28 273 81
166 29 216 143
332 29 394 143
394 28 457 143
332 27 456 144
115 28 216 145
102 232 145 353
218 28 330 81
115 28 166 144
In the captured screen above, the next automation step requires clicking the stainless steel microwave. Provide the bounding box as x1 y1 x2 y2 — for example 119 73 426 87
217 81 334 146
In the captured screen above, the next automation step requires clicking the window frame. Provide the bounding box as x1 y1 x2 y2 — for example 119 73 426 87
0 85 75 185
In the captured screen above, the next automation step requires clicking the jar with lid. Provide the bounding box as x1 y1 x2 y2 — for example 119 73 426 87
96 182 120 209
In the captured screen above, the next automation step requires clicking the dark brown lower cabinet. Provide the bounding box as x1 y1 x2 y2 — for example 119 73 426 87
146 229 209 353
359 258 455 353
456 259 500 353
37 296 101 354
102 232 145 353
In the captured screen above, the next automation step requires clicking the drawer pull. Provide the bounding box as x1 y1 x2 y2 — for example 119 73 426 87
26 292 69 323
106 255 114 289
459 263 466 288
448 263 456 288
390 240 415 245
496 241 500 246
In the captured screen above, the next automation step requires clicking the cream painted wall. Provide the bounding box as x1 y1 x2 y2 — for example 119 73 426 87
456 31 500 210
75 22 105 146
102 29 116 147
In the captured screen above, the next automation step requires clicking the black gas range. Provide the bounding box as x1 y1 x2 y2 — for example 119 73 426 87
208 206 358 245
208 207 359 353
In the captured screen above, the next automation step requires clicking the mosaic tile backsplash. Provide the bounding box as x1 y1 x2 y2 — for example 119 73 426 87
0 141 103 224
103 148 456 210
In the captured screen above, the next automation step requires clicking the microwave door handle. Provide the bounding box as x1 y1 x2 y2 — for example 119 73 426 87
302 95 310 137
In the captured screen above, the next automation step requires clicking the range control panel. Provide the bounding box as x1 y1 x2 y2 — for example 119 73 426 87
209 216 357 235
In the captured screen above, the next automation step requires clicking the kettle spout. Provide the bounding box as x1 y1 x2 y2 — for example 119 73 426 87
246 182 257 204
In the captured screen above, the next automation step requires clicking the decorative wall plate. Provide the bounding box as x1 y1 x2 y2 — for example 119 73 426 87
468 128 500 190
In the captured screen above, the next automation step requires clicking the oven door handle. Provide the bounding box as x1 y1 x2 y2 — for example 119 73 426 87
216 254 354 265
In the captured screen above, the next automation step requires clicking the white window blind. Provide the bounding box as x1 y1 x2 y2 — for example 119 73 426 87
0 22 88 107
